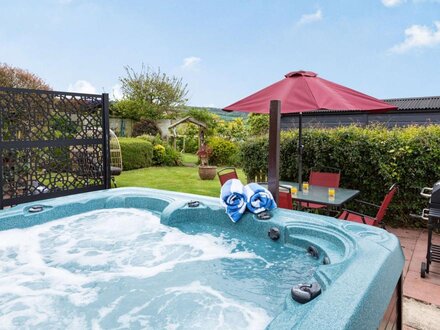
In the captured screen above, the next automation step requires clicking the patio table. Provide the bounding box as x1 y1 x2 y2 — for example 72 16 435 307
261 181 360 209
280 181 360 208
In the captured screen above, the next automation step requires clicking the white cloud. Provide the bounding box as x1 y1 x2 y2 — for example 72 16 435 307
390 21 440 53
111 84 123 100
381 0 405 7
68 80 97 94
297 9 322 26
383 0 440 6
412 0 440 3
181 56 201 70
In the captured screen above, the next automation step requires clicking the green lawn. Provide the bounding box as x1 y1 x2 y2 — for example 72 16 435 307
181 153 198 164
117 166 246 197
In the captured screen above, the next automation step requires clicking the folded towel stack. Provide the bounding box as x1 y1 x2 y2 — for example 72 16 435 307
220 180 277 222
244 182 277 214
220 179 247 223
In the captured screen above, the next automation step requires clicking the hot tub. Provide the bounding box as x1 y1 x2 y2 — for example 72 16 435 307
0 188 404 329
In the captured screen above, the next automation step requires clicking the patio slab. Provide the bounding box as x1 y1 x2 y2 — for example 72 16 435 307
387 227 440 329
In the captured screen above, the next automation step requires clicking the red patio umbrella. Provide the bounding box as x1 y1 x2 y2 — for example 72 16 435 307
223 71 397 201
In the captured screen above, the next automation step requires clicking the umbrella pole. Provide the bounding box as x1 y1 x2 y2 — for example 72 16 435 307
298 112 303 191
268 100 281 203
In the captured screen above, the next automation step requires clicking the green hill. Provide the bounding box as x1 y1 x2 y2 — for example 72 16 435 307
190 106 248 121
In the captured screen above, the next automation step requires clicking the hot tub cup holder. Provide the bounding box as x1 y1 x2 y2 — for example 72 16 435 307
187 200 201 208
291 282 322 304
28 205 45 213
256 211 272 220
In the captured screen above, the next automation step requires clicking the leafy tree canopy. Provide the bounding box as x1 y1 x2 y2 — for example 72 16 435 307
184 106 218 132
246 113 269 136
116 64 188 120
0 63 51 90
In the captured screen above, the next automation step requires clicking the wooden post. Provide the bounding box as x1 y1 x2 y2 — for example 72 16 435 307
268 100 281 203
298 112 303 191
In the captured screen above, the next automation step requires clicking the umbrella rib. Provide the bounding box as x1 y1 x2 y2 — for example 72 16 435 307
303 78 320 110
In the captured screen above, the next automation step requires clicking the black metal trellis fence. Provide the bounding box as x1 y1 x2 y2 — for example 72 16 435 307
0 87 110 209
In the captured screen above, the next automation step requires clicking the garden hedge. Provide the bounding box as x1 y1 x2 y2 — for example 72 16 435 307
240 125 440 227
136 135 182 166
118 138 153 170
207 136 240 166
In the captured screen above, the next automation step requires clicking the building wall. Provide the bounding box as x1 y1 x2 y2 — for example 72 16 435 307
109 117 134 137
280 111 440 129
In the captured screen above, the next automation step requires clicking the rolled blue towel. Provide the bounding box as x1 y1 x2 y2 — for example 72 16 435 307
244 183 277 214
220 179 247 223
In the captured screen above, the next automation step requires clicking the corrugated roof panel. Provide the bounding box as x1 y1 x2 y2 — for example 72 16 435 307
383 96 440 111
284 96 440 115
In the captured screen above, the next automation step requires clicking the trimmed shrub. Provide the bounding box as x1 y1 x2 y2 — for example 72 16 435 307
137 135 182 166
132 119 161 137
119 138 153 170
136 134 164 146
153 144 166 165
162 145 182 166
207 136 240 166
240 125 440 227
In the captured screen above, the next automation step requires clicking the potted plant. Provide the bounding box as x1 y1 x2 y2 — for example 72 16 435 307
196 143 217 180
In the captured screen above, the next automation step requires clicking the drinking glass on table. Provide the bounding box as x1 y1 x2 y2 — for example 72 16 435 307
291 186 298 197
328 188 336 201
302 182 309 194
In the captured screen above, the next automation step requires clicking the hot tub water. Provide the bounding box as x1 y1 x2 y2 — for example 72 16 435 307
0 208 319 329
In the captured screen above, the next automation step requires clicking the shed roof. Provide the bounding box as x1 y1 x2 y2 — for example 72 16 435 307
283 96 440 116
168 116 207 130
383 96 440 111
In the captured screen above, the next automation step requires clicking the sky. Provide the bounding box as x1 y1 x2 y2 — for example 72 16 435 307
1 0 440 107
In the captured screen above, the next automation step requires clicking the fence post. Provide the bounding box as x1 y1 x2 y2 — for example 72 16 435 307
102 93 111 189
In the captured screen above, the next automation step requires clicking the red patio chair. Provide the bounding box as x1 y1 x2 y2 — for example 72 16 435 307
309 169 341 188
338 184 398 227
217 167 239 186
256 182 293 210
301 168 341 210
278 185 293 210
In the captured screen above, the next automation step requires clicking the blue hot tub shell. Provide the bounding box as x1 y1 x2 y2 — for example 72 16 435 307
0 188 404 329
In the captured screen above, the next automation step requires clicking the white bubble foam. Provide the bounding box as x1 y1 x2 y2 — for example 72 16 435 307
165 281 272 329
117 281 271 330
0 208 271 329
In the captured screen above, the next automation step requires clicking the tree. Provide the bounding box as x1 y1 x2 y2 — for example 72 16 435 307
0 63 51 90
118 64 188 120
185 107 218 133
246 113 269 136
217 117 246 142
110 99 144 120
132 119 161 137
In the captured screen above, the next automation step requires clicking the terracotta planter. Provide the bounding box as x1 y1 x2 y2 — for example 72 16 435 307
198 165 217 180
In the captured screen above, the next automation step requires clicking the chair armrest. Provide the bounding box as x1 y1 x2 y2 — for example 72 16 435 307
341 209 367 217
353 199 381 208
340 209 372 224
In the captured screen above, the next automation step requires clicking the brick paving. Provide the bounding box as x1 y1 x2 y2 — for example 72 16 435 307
387 227 440 329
